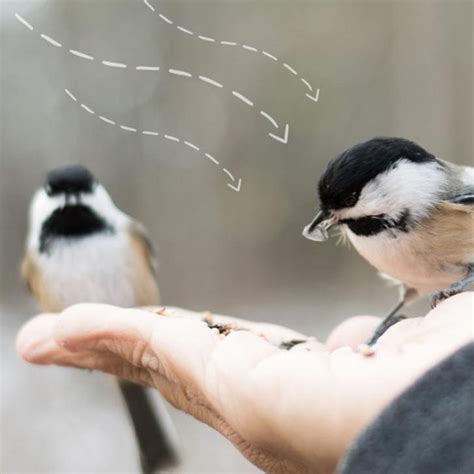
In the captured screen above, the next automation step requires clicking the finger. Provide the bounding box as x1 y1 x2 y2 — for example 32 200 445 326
17 311 146 371
52 304 221 386
326 316 381 351
17 313 61 364
18 304 283 394
16 313 148 381
16 310 143 371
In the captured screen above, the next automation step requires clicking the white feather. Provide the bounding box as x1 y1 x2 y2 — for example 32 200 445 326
460 165 474 189
36 232 138 307
346 228 466 296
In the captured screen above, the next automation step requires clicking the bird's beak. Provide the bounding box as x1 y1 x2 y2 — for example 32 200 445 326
302 210 337 242
64 193 80 206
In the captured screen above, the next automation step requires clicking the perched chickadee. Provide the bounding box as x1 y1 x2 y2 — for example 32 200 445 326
303 137 474 345
22 165 177 473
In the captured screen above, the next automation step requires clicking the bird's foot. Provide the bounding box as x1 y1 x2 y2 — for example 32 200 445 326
431 287 460 308
432 269 474 308
366 314 407 348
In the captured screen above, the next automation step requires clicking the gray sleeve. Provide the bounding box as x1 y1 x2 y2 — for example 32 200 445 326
338 343 474 474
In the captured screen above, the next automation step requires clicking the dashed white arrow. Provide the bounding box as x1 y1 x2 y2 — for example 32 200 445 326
269 123 289 144
64 88 243 193
227 178 242 192
222 168 242 192
305 88 320 103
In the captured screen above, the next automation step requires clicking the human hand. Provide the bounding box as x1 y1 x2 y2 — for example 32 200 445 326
16 293 473 474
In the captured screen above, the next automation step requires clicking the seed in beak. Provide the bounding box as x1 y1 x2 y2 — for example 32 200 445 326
302 210 336 242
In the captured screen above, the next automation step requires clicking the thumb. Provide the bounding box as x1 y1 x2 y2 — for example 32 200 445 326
326 316 381 351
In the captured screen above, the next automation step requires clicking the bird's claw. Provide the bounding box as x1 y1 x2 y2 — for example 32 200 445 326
431 288 459 308
358 344 376 357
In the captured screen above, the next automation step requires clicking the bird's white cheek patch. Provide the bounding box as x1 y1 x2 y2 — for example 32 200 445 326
341 160 447 221
27 190 64 250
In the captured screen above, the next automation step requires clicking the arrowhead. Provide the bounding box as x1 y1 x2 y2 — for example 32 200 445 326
269 124 289 145
227 178 242 192
305 88 320 103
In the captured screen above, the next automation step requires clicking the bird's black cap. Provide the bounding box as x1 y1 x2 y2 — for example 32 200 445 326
318 137 437 211
45 165 95 196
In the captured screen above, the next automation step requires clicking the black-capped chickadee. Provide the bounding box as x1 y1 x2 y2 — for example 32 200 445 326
303 137 474 345
22 165 178 473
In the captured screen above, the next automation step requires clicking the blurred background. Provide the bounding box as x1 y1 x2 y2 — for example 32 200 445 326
1 0 472 472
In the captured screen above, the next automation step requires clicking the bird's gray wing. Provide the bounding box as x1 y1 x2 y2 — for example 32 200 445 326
449 193 474 205
441 161 474 204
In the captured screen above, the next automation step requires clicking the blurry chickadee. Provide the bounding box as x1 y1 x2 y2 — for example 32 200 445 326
303 137 474 345
22 165 178 473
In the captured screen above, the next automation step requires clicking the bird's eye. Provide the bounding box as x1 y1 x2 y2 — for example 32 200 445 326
343 192 358 208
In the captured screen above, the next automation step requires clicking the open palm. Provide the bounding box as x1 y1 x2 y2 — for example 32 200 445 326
17 293 473 473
